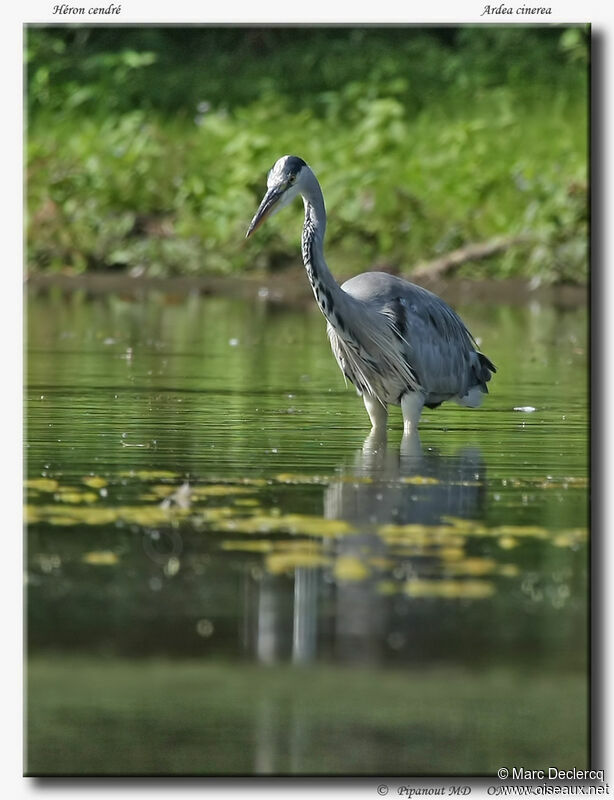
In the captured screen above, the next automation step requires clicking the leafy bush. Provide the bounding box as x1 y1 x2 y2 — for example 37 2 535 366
26 25 588 283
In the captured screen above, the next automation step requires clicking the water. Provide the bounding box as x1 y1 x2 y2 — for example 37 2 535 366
25 287 588 775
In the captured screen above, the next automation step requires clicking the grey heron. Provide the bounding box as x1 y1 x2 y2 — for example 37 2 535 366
246 155 496 432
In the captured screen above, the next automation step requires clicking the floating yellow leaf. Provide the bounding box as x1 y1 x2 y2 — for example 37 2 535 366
439 547 466 561
190 485 256 497
378 523 466 548
118 506 192 526
274 473 374 486
25 478 59 493
25 505 41 524
82 551 119 566
443 557 497 576
499 564 520 577
334 556 370 582
194 477 268 488
498 536 518 550
265 550 330 574
552 530 587 547
285 515 355 537
534 476 588 489
118 470 179 480
216 513 355 537
200 506 236 522
489 525 549 539
221 540 274 553
82 476 108 489
277 540 324 553
48 516 80 526
404 578 495 599
149 485 177 498
56 491 99 504
24 503 192 527
440 516 487 534
274 473 328 485
400 476 441 485
379 523 446 539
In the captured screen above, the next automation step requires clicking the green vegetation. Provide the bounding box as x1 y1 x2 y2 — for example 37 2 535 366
27 656 587 775
26 27 588 283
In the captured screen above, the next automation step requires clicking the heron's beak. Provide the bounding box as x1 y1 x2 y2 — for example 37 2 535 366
246 187 284 238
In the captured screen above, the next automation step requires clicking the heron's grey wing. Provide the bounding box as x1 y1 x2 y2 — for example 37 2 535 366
392 292 475 397
342 272 489 399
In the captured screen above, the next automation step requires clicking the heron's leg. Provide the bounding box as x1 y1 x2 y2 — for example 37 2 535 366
363 393 387 431
401 391 425 433
400 427 422 458
362 428 388 456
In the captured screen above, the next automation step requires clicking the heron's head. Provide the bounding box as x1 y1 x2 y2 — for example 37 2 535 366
246 155 308 238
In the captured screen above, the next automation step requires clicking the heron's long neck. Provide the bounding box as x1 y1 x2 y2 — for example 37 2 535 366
300 178 345 322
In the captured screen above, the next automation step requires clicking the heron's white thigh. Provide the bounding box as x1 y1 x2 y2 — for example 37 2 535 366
401 392 425 432
363 393 387 430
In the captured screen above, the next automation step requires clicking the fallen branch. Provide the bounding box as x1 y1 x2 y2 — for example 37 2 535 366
411 234 534 280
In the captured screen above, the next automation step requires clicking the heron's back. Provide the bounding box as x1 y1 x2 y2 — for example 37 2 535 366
339 271 495 403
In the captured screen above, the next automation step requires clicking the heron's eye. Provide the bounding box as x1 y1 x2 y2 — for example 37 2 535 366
288 174 296 185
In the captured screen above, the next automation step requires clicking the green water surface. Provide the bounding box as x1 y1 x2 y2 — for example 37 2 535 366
25 288 589 776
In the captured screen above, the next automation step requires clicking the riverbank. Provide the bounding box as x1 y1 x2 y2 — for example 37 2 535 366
25 270 588 310
26 27 588 286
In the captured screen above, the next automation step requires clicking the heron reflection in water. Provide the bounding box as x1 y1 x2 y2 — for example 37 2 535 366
247 155 496 433
244 436 486 667
243 436 487 773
